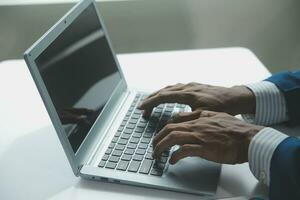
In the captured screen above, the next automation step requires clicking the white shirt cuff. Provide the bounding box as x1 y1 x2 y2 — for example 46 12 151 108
248 127 288 185
242 81 288 126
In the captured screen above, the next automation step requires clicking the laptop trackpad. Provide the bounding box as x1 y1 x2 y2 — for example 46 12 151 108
164 156 221 192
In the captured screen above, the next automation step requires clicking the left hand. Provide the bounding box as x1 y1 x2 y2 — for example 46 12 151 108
152 110 264 164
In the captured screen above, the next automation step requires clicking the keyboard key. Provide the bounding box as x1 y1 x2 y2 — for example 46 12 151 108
121 133 131 139
176 104 185 108
155 107 163 112
131 114 140 119
152 112 161 118
117 160 129 171
150 168 163 176
105 162 117 169
137 122 147 128
157 104 164 109
139 159 153 174
135 149 146 155
121 121 127 126
138 143 148 149
129 118 138 124
162 112 172 118
166 103 175 108
128 161 141 172
105 148 112 155
128 106 134 112
132 132 142 138
115 131 121 137
108 142 115 149
102 154 109 161
135 127 145 133
147 147 153 153
118 126 124 132
165 107 173 112
145 127 155 133
145 152 153 160
133 154 143 161
143 132 153 138
124 148 135 155
109 156 120 163
124 116 130 121
127 143 137 149
118 139 128 145
112 136 119 143
134 109 143 115
112 150 122 157
140 118 147 123
130 137 139 144
126 124 136 129
115 144 125 151
98 160 106 168
124 128 133 134
121 154 132 161
141 138 151 144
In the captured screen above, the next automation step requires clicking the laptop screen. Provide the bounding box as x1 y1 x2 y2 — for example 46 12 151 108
35 4 122 153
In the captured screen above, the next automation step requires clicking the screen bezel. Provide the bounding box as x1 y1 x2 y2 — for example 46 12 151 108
24 0 128 176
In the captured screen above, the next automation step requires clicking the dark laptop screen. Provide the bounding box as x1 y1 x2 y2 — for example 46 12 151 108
35 4 122 153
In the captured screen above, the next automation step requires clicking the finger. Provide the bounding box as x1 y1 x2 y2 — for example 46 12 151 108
142 83 185 101
139 92 178 118
153 131 199 159
139 92 192 117
169 144 205 164
169 109 202 123
200 110 218 118
152 123 189 147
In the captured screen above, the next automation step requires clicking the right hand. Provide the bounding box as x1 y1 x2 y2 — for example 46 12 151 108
138 82 255 117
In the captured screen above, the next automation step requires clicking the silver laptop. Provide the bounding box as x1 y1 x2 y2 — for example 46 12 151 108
24 0 220 197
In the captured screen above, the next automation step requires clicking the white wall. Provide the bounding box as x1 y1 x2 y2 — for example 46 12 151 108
0 0 300 72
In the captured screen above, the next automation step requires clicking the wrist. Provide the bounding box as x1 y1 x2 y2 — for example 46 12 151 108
242 124 264 162
229 85 256 115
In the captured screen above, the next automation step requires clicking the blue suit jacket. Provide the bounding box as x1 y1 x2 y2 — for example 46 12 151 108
266 70 300 199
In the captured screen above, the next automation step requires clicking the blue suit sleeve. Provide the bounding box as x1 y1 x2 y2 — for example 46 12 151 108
266 70 300 124
269 137 300 200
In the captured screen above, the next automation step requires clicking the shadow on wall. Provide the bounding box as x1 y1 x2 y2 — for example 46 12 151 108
0 0 300 72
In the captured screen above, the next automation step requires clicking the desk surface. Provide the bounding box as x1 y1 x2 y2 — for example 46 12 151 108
0 48 270 200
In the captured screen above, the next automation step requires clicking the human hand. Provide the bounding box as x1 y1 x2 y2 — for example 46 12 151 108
152 110 264 164
138 82 255 117
59 108 94 126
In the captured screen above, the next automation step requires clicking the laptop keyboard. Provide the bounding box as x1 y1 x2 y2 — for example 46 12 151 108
98 93 186 176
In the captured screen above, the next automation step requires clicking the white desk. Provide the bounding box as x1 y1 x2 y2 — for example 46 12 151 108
0 48 270 200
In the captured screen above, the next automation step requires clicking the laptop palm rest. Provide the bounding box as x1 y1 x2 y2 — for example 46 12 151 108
163 157 221 193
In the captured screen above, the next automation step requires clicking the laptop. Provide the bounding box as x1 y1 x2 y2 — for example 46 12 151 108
24 0 220 197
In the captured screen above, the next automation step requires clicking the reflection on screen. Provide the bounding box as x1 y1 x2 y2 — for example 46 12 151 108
35 5 121 153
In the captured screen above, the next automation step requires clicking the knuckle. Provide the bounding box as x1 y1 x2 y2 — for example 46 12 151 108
167 131 177 140
164 123 174 131
156 92 163 98
176 112 184 118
